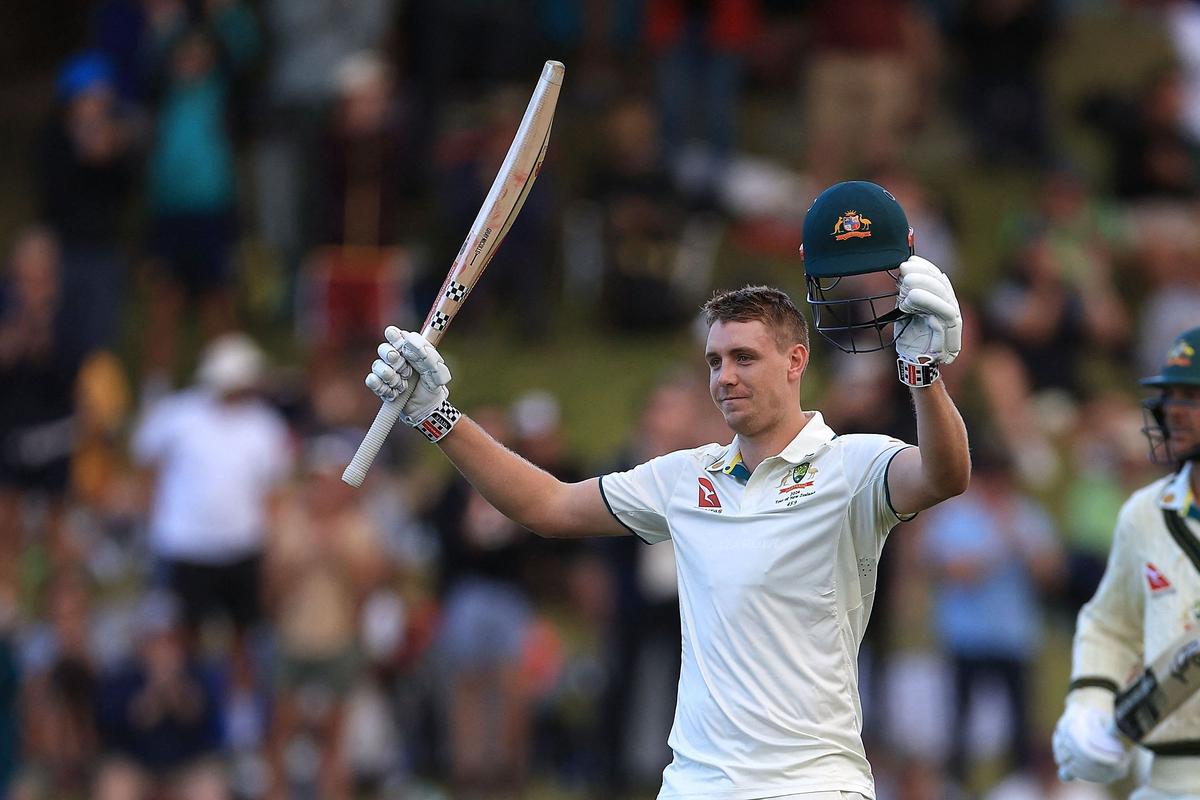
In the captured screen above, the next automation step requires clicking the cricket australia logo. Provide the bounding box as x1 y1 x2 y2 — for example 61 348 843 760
833 211 872 241
776 462 818 505
1166 339 1195 368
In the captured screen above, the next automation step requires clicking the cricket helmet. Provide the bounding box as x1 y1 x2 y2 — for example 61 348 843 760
1140 326 1200 465
800 181 914 352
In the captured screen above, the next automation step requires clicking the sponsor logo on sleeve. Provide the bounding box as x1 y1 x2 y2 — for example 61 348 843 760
1145 562 1173 593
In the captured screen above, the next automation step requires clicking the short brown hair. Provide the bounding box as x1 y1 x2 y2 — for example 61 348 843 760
702 286 810 351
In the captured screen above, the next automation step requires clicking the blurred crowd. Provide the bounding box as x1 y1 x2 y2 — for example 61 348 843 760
2 0 1200 798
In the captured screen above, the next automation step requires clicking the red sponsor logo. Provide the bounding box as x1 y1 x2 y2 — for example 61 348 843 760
1145 562 1172 592
698 477 722 509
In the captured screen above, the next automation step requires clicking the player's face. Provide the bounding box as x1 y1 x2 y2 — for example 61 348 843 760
705 320 806 436
1163 385 1200 461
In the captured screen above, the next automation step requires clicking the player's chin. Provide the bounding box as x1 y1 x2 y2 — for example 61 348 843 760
719 406 750 429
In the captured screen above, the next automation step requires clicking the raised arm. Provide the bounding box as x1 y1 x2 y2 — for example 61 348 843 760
438 416 627 538
888 381 971 515
886 256 971 515
363 328 627 539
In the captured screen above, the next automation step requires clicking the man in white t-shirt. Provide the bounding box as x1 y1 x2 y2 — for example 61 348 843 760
363 212 970 797
133 333 293 688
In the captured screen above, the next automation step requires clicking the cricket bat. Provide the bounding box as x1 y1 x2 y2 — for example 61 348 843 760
342 60 565 488
1113 628 1200 742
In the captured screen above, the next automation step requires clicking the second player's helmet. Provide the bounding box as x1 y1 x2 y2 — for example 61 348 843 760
800 181 914 352
1140 326 1200 465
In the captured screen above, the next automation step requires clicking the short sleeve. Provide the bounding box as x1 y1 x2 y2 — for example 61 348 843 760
843 435 916 541
130 400 179 466
599 449 694 544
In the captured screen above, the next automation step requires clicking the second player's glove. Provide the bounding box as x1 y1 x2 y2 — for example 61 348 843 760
366 327 460 442
1052 690 1131 785
895 255 962 387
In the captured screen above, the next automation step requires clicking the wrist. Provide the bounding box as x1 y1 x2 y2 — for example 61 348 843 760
1068 685 1117 714
897 354 941 387
410 400 461 442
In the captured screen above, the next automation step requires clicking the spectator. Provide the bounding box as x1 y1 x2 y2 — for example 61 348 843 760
922 446 1064 784
252 0 397 285
0 228 82 581
94 591 226 797
983 226 1127 399
804 0 937 182
38 51 137 358
14 569 98 798
141 0 260 387
1127 203 1200 379
645 0 760 200
583 97 691 331
264 433 392 800
427 407 535 798
1082 65 1200 201
132 333 293 718
951 0 1057 166
297 52 415 361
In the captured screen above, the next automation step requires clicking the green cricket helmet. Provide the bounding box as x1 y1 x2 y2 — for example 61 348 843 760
1140 326 1200 465
800 181 914 352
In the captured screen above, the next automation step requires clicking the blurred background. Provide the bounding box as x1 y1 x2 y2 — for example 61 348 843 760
0 0 1197 798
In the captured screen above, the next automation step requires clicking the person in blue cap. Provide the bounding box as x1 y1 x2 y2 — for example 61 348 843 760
39 50 137 358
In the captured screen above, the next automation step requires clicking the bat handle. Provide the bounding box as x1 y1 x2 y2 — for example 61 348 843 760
341 381 419 487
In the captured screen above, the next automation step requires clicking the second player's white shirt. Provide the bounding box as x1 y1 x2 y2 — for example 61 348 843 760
1070 462 1200 794
600 412 912 800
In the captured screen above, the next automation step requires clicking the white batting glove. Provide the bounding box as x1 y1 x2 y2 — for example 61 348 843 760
895 256 962 387
366 327 460 442
1052 694 1131 785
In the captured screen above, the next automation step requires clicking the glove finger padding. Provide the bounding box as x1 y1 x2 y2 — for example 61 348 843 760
365 373 401 402
899 286 959 323
399 332 452 388
371 359 407 390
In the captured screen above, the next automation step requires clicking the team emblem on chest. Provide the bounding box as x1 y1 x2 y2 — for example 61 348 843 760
776 461 818 506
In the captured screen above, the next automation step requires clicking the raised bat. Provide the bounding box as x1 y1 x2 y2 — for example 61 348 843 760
342 60 565 487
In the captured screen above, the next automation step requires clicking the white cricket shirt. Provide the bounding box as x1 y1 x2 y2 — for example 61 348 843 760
1070 462 1200 794
599 412 912 800
133 389 294 563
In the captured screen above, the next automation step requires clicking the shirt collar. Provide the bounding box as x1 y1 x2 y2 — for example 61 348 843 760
1160 461 1197 518
705 412 837 475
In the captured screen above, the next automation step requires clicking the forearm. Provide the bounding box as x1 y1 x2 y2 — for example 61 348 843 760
436 415 569 535
911 381 971 497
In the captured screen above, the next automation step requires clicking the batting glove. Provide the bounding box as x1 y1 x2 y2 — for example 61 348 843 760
894 256 962 387
1052 692 1131 785
366 327 460 442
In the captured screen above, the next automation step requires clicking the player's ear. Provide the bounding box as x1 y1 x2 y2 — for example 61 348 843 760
788 343 809 380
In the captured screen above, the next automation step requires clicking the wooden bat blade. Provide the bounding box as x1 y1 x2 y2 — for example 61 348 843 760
1113 630 1200 741
342 60 564 488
